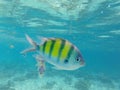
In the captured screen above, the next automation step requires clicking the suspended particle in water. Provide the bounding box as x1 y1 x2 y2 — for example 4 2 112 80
100 11 103 14
108 4 111 8
10 44 14 49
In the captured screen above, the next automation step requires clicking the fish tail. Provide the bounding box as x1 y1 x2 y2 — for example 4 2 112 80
21 34 39 54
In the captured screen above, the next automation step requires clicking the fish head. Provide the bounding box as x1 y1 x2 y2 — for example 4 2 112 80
75 53 85 67
67 49 85 70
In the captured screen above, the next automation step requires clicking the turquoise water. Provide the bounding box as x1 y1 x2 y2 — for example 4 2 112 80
0 0 120 90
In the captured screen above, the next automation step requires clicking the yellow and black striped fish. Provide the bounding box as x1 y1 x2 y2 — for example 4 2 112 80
21 35 85 74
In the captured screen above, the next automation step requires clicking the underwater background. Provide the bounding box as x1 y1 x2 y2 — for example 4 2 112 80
0 0 120 90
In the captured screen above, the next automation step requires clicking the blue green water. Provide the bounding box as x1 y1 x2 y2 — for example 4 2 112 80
0 0 120 90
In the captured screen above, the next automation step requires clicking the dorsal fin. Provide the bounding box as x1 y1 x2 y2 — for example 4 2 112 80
37 36 49 44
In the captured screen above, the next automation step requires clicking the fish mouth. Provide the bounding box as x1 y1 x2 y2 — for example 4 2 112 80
80 60 85 66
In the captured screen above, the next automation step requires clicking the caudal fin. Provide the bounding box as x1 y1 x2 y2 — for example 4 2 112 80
25 34 37 47
21 34 37 54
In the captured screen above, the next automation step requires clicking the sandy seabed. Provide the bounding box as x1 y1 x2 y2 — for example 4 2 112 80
0 67 120 90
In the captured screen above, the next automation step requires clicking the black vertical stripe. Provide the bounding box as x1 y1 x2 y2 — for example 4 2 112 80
58 39 66 60
66 45 74 60
43 41 47 54
49 40 56 58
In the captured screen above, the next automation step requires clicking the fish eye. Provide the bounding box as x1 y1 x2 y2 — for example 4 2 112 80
76 57 81 62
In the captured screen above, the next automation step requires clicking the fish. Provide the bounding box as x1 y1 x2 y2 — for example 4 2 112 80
21 34 85 75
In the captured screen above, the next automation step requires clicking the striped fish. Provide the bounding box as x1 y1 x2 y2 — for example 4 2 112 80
21 35 85 75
